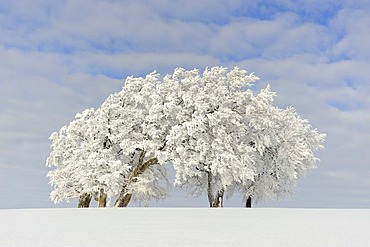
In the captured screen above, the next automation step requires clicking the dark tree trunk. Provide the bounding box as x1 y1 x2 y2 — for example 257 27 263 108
114 188 132 207
78 193 91 208
98 189 107 207
114 152 158 207
207 171 215 207
245 196 252 208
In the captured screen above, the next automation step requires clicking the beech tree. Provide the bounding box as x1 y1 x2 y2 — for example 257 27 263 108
47 72 171 207
234 90 326 207
102 73 172 207
46 108 119 207
163 67 325 207
164 67 260 207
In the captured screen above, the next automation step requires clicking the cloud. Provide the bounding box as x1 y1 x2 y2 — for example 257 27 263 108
329 8 370 60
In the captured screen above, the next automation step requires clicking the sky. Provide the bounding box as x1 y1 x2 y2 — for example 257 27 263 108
0 0 370 209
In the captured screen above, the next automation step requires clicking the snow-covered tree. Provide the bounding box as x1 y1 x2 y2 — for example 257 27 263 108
164 67 259 207
46 72 171 207
238 97 326 207
163 67 325 207
103 72 171 207
46 108 121 207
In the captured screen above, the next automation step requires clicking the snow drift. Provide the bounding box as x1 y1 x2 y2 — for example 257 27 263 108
1 208 369 247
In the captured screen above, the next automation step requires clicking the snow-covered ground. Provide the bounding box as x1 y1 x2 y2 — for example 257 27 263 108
1 208 369 247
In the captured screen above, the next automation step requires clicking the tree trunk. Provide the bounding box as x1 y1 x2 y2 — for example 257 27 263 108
98 189 107 207
114 188 132 207
78 193 91 208
114 152 158 207
213 188 224 207
206 171 224 207
207 171 215 207
245 196 252 208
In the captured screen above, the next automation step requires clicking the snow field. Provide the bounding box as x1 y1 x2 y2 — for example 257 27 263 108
1 208 369 247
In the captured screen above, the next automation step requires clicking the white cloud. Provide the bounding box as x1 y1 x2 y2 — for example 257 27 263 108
329 8 370 60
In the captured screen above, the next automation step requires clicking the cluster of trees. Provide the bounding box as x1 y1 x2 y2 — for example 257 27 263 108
46 67 325 208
